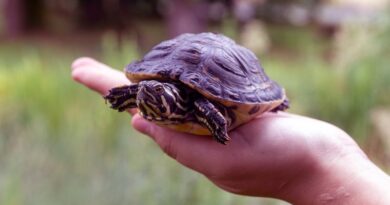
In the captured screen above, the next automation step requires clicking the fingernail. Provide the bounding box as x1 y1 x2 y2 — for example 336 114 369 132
71 57 96 70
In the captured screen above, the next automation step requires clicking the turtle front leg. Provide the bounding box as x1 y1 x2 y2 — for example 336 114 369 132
194 98 230 145
104 84 139 112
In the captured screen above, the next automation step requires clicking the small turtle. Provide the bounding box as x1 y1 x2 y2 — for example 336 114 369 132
104 33 289 144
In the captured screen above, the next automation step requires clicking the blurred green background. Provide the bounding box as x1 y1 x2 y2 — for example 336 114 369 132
0 0 389 205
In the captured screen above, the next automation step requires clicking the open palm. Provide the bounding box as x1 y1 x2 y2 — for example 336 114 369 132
71 57 390 204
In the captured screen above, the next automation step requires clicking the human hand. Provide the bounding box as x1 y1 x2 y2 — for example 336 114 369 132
72 57 390 205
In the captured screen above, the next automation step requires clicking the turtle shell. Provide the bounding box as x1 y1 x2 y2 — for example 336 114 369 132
126 33 285 106
125 33 287 133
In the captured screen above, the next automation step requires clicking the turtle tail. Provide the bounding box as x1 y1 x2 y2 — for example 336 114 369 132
271 98 289 112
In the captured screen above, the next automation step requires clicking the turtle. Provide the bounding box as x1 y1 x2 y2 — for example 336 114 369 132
104 32 289 145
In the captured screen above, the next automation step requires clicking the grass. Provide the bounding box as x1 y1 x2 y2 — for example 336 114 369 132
0 19 389 204
0 36 290 205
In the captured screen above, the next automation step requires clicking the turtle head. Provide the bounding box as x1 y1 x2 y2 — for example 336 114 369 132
136 80 188 122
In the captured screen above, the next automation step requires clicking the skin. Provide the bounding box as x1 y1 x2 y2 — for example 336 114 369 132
71 57 390 205
104 80 230 143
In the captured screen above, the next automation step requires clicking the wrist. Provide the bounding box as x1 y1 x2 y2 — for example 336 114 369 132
284 149 390 205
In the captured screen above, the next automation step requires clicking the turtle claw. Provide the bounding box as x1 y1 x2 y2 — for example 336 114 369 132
213 129 230 145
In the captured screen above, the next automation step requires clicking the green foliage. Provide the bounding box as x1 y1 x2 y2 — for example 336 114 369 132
0 16 389 204
0 40 288 205
264 19 390 142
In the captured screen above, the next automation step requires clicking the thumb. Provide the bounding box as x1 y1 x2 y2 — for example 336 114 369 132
131 114 179 158
131 114 225 174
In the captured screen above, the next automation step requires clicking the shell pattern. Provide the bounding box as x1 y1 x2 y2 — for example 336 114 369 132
126 32 285 104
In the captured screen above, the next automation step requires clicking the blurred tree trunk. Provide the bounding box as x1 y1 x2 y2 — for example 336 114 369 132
3 0 25 37
24 0 44 30
78 0 106 28
164 0 208 37
3 0 44 37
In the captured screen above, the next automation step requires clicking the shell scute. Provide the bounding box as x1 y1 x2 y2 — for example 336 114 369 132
125 32 286 105
212 49 247 78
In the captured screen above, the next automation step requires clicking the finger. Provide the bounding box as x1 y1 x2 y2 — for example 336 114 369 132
71 57 137 115
131 114 230 174
71 57 130 95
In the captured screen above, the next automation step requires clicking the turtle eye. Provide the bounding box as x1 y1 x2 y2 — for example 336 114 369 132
154 85 164 94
